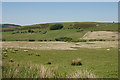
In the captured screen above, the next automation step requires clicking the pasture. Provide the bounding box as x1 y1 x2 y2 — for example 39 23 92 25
2 41 118 78
2 22 118 78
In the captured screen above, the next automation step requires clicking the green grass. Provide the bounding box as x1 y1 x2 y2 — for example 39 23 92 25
2 22 118 41
2 29 87 41
2 48 118 78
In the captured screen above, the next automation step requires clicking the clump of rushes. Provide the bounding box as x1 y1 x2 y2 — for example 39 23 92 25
71 58 82 66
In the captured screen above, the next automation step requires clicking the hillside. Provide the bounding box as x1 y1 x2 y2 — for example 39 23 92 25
2 22 118 41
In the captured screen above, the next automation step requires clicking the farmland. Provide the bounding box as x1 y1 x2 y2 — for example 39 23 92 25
2 22 118 78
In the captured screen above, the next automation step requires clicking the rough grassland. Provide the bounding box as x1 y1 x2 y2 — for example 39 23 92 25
2 48 118 78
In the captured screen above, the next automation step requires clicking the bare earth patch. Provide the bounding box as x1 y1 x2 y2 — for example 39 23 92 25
81 31 118 40
2 41 118 50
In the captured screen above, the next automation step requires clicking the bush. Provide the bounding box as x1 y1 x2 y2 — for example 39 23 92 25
89 39 105 41
2 39 6 41
28 30 34 33
89 39 97 41
29 39 35 41
72 40 87 42
38 40 43 42
98 39 106 41
55 37 72 42
12 32 16 34
44 40 47 41
49 40 52 41
50 24 63 30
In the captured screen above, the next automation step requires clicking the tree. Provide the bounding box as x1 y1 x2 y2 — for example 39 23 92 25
50 24 63 30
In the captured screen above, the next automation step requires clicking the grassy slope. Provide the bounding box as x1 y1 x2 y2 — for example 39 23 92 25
3 48 118 78
2 22 118 41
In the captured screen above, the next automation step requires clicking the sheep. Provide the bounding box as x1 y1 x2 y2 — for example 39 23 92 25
76 58 82 65
71 60 76 65
46 61 52 64
12 51 16 53
28 53 32 55
14 49 18 51
24 50 28 52
2 52 7 54
4 54 8 57
36 53 40 56
9 58 14 62
71 58 82 66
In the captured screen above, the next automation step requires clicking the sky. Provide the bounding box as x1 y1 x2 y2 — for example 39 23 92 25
2 2 118 26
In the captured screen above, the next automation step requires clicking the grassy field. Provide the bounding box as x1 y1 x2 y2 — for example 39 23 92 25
2 47 118 78
2 22 118 41
2 22 118 78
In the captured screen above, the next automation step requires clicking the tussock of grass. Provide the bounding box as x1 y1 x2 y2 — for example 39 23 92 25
66 69 96 78
2 61 59 78
2 61 96 78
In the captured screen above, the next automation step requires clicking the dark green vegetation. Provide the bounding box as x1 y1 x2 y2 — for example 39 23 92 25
2 22 118 41
50 24 63 30
2 48 118 78
2 24 21 28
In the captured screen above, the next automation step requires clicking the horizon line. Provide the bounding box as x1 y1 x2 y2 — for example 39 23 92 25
2 21 118 26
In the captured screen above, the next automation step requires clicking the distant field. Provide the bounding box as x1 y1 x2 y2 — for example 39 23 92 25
2 29 87 41
2 22 118 41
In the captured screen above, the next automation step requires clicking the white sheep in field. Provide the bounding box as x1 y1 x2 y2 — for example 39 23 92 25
2 52 7 54
14 49 18 51
9 58 14 62
24 50 28 52
106 49 110 51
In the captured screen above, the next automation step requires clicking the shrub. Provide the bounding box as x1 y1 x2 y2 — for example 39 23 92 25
89 39 105 41
12 32 16 34
98 39 106 41
28 30 34 33
50 24 63 30
44 40 47 41
55 37 72 42
49 40 52 41
77 40 87 42
2 39 6 41
38 40 43 42
29 39 35 41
